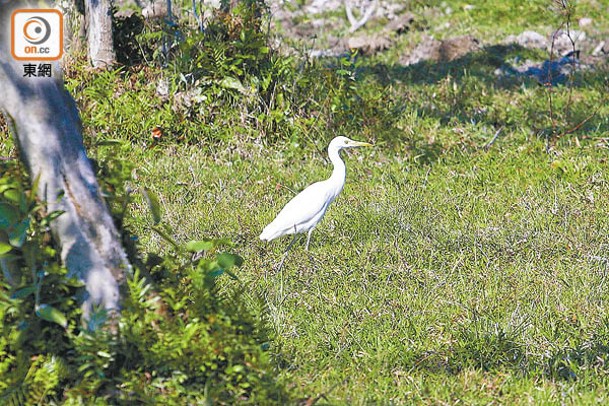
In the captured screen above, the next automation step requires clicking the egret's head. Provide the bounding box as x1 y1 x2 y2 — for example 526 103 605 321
331 136 373 150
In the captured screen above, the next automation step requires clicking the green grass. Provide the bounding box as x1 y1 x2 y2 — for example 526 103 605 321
2 0 609 403
111 135 609 403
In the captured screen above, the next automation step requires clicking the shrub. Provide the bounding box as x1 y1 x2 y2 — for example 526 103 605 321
0 157 287 403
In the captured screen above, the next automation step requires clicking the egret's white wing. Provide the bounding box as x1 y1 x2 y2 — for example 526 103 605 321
260 181 335 241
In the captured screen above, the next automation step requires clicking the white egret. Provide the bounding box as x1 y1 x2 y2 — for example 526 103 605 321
260 136 373 255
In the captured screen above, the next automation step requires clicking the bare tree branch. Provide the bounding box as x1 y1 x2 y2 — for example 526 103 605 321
345 0 377 33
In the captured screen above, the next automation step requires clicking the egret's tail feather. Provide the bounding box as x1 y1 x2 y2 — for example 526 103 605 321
259 229 272 241
260 222 294 242
259 225 278 241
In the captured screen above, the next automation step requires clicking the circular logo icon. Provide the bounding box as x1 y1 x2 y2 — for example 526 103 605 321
23 16 51 45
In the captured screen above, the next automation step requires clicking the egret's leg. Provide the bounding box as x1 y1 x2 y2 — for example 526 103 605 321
305 229 314 251
306 244 318 272
277 234 299 271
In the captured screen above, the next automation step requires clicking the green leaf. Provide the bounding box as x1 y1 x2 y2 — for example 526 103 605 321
9 218 29 248
186 240 214 252
217 252 243 271
0 241 12 255
142 188 161 225
0 184 17 194
210 237 234 248
207 268 224 280
0 203 18 229
87 308 109 331
219 77 248 95
3 188 22 205
151 225 180 250
336 68 351 76
64 277 85 288
11 286 36 299
36 304 68 328
28 173 41 205
41 210 65 227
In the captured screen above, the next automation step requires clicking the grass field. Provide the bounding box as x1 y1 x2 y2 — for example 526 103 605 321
3 0 609 403
104 134 609 403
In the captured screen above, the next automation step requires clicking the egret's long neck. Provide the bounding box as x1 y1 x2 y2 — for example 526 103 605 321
328 146 346 195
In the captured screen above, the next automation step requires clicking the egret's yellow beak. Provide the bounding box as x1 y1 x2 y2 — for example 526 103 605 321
353 141 373 147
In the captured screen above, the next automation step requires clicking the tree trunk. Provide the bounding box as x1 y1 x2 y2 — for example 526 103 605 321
0 59 129 320
85 0 116 68
57 0 87 56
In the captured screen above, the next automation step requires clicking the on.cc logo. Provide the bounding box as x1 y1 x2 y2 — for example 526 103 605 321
11 9 63 61
23 16 52 45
